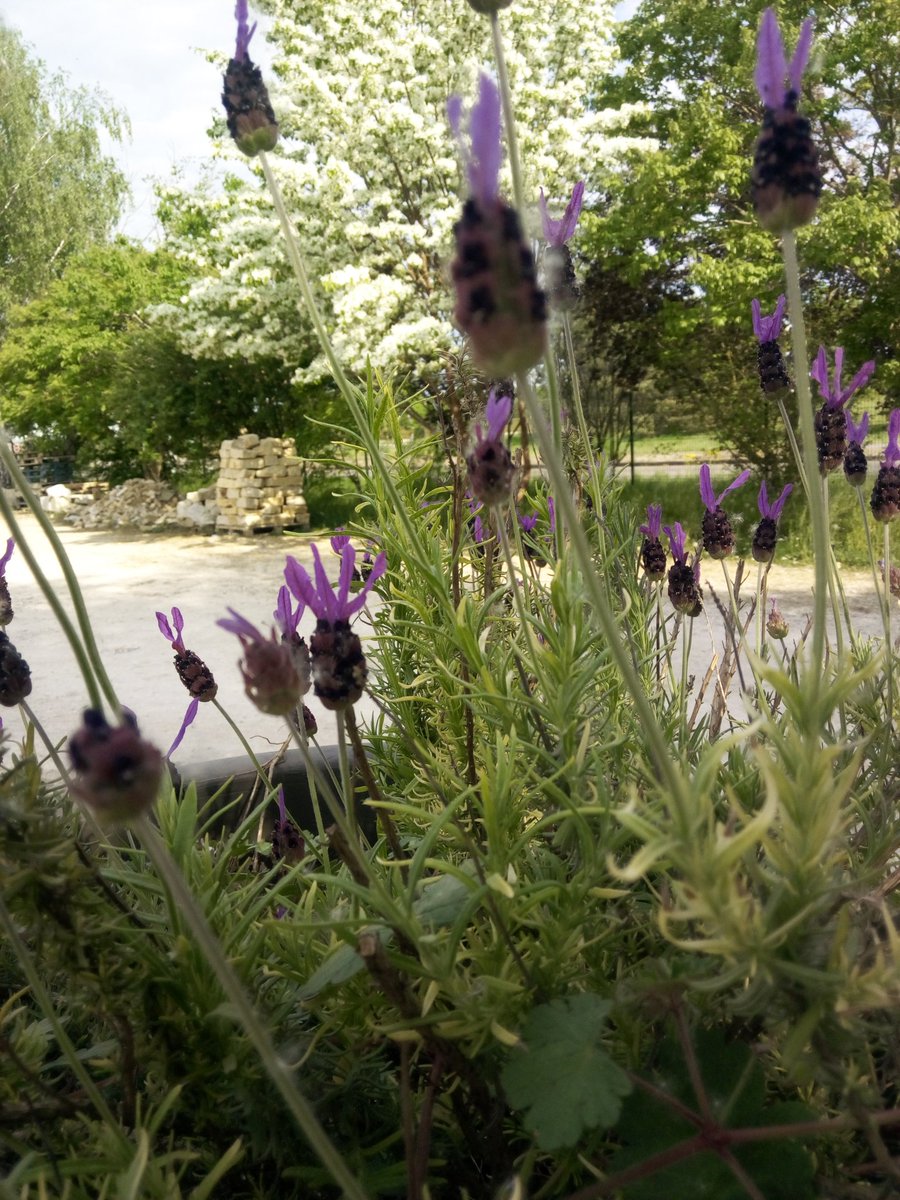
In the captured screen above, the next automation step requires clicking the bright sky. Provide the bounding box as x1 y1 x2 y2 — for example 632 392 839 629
2 0 273 244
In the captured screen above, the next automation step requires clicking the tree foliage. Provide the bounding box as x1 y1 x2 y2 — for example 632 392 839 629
0 22 129 333
0 241 332 482
585 0 899 475
158 0 645 386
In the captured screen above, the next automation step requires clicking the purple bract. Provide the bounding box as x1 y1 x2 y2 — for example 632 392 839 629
811 346 876 410
284 544 386 624
699 464 751 512
751 295 787 343
755 7 814 109
539 181 585 247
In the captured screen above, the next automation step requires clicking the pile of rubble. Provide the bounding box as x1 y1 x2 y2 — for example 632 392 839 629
215 434 309 533
55 480 182 531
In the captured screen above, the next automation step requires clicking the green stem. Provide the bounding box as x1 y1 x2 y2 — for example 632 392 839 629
884 523 894 724
489 13 525 215
0 437 120 714
134 814 370 1200
781 231 828 671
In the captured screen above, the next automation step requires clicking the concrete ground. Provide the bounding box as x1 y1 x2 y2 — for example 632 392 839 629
0 512 893 773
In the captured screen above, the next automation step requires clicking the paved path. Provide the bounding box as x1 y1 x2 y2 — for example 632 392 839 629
0 514 891 772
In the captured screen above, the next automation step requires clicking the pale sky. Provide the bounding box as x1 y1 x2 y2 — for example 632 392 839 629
2 0 273 244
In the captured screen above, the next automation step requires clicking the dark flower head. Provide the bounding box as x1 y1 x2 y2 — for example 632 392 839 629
639 504 666 582
0 537 14 627
870 410 900 523
222 0 278 157
466 390 516 507
68 709 163 825
844 410 869 487
0 632 31 706
752 481 792 563
664 524 702 616
751 9 821 232
448 75 546 375
752 296 790 394
218 609 310 715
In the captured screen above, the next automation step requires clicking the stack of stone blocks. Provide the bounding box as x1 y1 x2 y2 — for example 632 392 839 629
215 433 309 533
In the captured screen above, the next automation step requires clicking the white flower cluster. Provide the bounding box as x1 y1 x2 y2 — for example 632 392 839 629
162 0 651 382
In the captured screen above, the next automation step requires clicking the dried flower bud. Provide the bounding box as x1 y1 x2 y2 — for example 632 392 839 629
68 709 163 825
0 632 31 706
766 601 789 640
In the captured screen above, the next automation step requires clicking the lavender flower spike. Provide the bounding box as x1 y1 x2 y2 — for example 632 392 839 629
844 411 869 487
752 480 792 562
222 0 277 156
663 523 702 615
699 464 750 560
639 504 666 582
870 410 900 522
813 347 876 474
539 181 585 247
751 295 786 343
218 609 309 715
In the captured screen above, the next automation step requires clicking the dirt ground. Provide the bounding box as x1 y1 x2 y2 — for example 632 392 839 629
0 513 893 771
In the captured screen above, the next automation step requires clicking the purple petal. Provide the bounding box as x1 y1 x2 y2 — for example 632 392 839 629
846 410 869 445
234 0 256 60
473 514 484 543
217 608 264 642
166 699 199 759
284 556 319 614
750 298 763 341
699 464 716 511
810 345 830 400
447 94 463 140
547 496 556 534
832 347 845 400
717 468 751 508
841 360 875 406
486 390 513 441
336 544 357 615
520 512 539 533
539 181 585 246
330 530 351 555
559 181 585 243
664 522 687 562
343 551 386 619
789 18 814 95
156 611 174 642
770 483 793 521
469 73 502 205
274 584 302 636
755 7 787 107
0 538 13 575
757 480 770 518
639 503 662 539
311 544 337 622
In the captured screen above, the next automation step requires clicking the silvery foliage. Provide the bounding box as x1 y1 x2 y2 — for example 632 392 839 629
157 0 649 384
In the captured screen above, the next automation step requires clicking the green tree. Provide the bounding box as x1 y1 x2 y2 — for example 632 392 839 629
0 241 328 481
584 0 899 476
0 22 129 332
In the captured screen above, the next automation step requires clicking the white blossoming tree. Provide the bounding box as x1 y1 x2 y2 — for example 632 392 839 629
157 0 646 388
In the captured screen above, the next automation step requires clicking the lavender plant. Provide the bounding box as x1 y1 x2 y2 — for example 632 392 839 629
2 3 900 1199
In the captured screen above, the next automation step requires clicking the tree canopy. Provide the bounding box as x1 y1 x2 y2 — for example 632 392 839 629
0 22 129 333
585 0 899 473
